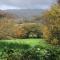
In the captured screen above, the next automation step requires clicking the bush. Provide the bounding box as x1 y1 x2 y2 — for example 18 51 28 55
0 46 60 60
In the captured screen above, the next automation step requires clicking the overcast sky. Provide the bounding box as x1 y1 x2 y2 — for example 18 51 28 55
0 0 56 10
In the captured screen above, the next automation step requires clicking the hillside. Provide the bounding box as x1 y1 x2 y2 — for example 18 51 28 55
0 9 45 23
5 9 45 19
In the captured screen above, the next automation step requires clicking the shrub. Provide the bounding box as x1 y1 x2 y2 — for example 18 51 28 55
0 46 60 60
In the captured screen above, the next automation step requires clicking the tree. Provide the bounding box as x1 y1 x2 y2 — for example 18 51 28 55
0 18 16 39
19 23 43 38
42 4 60 44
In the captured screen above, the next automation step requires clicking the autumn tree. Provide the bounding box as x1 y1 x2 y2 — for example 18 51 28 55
0 18 16 39
42 4 60 44
20 23 43 38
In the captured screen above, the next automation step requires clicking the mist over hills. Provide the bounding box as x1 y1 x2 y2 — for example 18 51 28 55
4 9 45 19
0 9 45 23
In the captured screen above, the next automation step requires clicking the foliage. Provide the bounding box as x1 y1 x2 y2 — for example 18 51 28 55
0 20 43 39
42 4 60 44
0 45 60 60
0 39 60 60
0 18 16 39
19 23 43 38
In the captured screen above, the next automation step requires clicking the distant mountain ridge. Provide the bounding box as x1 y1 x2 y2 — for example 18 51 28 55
4 9 45 19
0 9 45 23
0 10 16 19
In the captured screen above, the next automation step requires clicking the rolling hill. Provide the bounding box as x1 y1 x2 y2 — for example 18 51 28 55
5 9 45 19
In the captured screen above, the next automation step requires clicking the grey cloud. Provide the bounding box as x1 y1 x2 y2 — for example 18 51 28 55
0 0 56 9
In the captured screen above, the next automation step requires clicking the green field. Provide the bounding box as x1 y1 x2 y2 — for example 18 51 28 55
0 39 51 54
0 39 51 49
0 39 60 60
0 39 58 50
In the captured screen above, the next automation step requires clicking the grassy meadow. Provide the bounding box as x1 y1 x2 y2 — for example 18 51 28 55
0 39 50 51
0 39 60 60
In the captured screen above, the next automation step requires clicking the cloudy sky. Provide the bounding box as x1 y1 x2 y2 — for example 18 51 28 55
0 0 56 10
